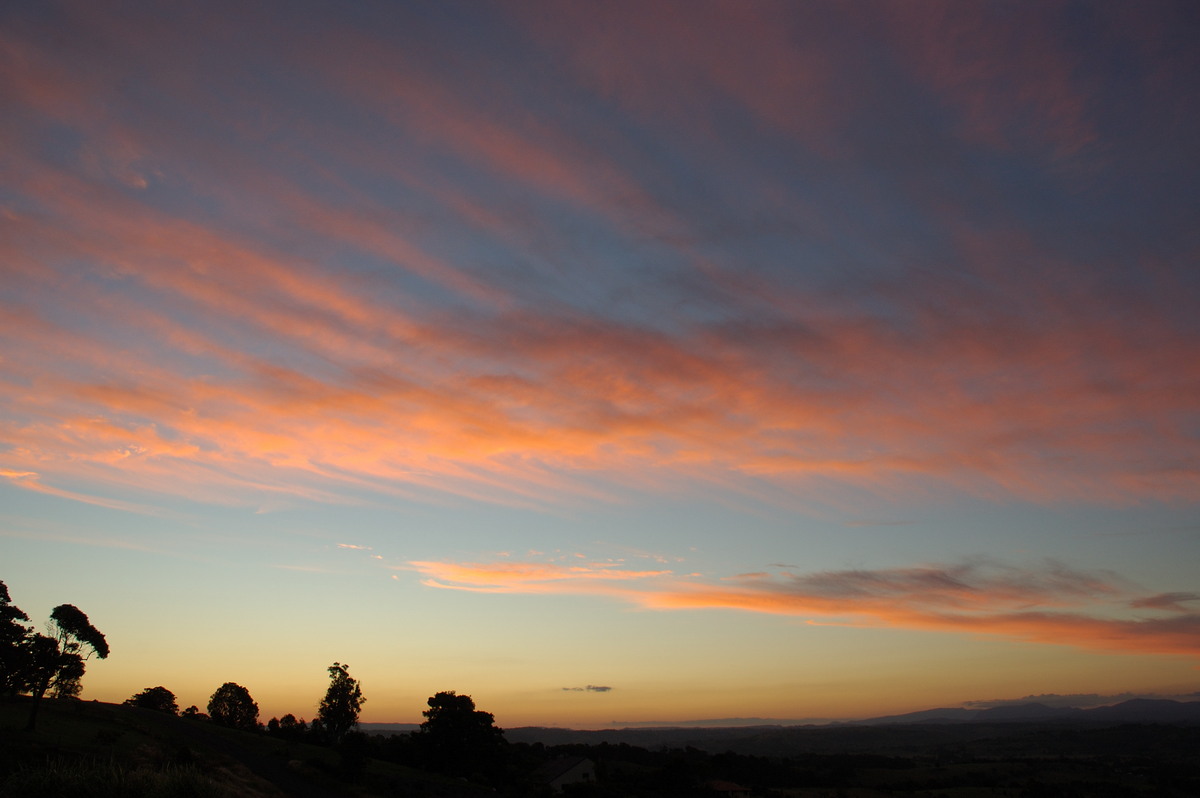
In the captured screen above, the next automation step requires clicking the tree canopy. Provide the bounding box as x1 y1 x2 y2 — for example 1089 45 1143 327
317 662 365 744
418 690 506 776
49 603 110 661
208 682 259 731
0 581 31 696
125 685 180 715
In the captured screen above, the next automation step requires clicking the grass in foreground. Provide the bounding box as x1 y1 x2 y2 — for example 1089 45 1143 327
1 759 229 798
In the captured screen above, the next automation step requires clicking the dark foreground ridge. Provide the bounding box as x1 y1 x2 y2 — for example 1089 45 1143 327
4 697 1200 796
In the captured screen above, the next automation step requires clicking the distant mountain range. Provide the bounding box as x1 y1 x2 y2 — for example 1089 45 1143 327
494 699 1200 750
610 716 837 728
845 698 1200 726
359 722 420 734
360 696 1200 739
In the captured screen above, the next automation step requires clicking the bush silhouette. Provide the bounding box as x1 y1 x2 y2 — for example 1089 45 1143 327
125 685 180 715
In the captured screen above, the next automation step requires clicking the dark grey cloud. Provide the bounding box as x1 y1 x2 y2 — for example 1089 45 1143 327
782 558 1126 608
562 685 613 692
1130 592 1200 612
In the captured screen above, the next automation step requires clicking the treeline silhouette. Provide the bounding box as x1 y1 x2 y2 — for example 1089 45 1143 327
119 672 509 783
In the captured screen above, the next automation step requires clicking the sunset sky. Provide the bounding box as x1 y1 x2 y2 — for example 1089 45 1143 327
2 0 1198 729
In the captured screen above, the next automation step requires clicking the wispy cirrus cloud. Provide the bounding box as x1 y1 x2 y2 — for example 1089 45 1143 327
272 564 339 574
1 1 1197 516
408 558 1200 657
4 273 1195 511
0 467 171 517
0 525 159 553
410 561 672 594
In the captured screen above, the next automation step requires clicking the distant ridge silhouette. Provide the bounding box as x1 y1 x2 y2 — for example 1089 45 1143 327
846 698 1200 726
358 700 1200 748
495 700 1200 748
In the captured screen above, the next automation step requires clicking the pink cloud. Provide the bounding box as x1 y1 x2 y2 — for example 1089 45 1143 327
409 558 1200 657
3 251 1197 511
0 467 168 516
1 3 1196 515
409 560 672 594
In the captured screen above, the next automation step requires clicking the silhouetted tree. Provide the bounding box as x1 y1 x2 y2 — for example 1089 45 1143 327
0 581 31 696
125 685 180 714
265 712 308 742
24 603 108 731
50 654 85 699
417 690 506 778
208 682 259 731
181 704 204 719
318 661 365 744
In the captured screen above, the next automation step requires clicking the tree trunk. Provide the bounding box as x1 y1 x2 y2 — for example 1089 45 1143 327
24 681 49 732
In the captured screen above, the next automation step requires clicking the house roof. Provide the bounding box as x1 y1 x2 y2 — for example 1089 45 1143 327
532 756 593 783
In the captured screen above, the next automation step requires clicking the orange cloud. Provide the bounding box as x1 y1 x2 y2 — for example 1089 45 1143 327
2 2 1197 515
408 561 672 594
3 251 1197 511
0 467 167 516
408 558 1200 657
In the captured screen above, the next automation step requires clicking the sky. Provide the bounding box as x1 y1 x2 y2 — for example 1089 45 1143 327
1 0 1198 729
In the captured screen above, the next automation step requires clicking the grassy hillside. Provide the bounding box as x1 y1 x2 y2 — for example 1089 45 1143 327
0 697 483 797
